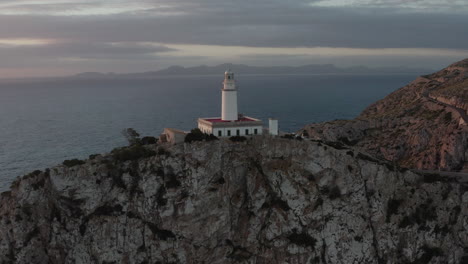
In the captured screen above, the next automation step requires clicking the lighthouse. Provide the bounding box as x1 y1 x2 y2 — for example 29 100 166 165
197 70 279 137
221 70 238 121
161 70 280 143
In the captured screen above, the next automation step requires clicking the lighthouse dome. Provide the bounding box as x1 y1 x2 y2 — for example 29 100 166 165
224 70 234 80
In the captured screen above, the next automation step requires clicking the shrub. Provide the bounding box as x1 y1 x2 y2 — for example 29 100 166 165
111 145 156 162
89 154 100 160
141 136 158 145
328 186 341 200
145 222 176 240
63 159 85 167
287 230 317 248
157 147 170 156
324 141 348 150
229 136 247 142
338 137 359 146
386 199 402 222
444 112 453 123
423 173 452 183
398 199 437 228
281 134 303 140
165 173 181 189
122 128 141 145
185 128 218 143
414 245 443 263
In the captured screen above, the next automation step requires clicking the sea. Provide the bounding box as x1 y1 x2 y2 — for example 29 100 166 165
0 73 420 192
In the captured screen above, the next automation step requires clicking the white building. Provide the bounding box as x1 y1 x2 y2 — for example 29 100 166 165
198 70 278 137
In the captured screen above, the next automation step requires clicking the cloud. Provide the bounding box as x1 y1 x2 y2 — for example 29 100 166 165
0 0 467 77
0 1 466 49
312 0 468 12
0 41 175 69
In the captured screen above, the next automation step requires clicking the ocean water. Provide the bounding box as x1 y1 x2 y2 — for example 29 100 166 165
0 74 419 191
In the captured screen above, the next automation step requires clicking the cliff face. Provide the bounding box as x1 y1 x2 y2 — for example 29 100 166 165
1 137 467 263
303 59 468 171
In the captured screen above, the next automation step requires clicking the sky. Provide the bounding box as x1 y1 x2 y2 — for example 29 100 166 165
0 0 468 78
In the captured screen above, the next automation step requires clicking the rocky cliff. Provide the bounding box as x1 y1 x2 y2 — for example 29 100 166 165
1 137 467 263
302 59 468 171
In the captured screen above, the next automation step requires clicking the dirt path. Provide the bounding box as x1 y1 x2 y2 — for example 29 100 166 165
422 91 468 124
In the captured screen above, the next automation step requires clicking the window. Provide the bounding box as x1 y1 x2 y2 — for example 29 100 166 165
254 129 258 135
236 129 240 136
218 131 222 137
245 129 249 135
227 130 231 136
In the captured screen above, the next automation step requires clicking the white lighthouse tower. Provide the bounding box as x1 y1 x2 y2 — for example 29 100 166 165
197 70 278 138
221 70 238 121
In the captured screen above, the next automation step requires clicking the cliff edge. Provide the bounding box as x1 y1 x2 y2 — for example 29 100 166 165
303 58 468 171
1 137 467 263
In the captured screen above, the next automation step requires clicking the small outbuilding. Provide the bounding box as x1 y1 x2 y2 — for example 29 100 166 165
159 128 187 145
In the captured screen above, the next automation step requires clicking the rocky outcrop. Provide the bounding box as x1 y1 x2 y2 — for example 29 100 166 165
1 137 467 263
302 58 468 171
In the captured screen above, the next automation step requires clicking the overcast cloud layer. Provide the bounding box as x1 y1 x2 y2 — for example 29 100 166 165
0 0 467 77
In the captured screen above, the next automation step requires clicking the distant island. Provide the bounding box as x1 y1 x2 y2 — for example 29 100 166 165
71 63 433 79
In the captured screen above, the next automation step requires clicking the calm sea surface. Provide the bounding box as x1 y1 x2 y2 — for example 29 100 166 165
0 74 419 191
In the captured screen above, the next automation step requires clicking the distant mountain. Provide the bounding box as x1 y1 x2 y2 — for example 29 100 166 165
70 63 433 79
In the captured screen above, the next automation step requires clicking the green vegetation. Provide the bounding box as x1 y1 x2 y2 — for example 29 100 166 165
63 159 86 167
411 245 443 264
419 109 444 120
320 185 342 200
229 136 247 142
444 112 452 123
386 199 402 222
184 128 218 143
88 154 100 160
141 136 157 145
287 229 317 248
122 128 141 145
111 145 156 162
281 134 303 140
328 186 341 200
121 128 157 146
399 199 437 228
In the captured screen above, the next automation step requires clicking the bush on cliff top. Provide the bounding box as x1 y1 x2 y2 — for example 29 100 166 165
111 145 156 162
185 128 218 143
141 136 158 145
63 159 86 167
229 136 247 142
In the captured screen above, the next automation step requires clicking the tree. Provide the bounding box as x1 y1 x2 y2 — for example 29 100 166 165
122 128 141 145
185 128 218 143
141 136 158 145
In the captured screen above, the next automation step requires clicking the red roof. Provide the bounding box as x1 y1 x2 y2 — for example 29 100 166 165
205 117 258 123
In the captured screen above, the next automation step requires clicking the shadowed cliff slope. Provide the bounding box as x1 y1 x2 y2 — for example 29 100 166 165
1 137 467 263
303 58 468 171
